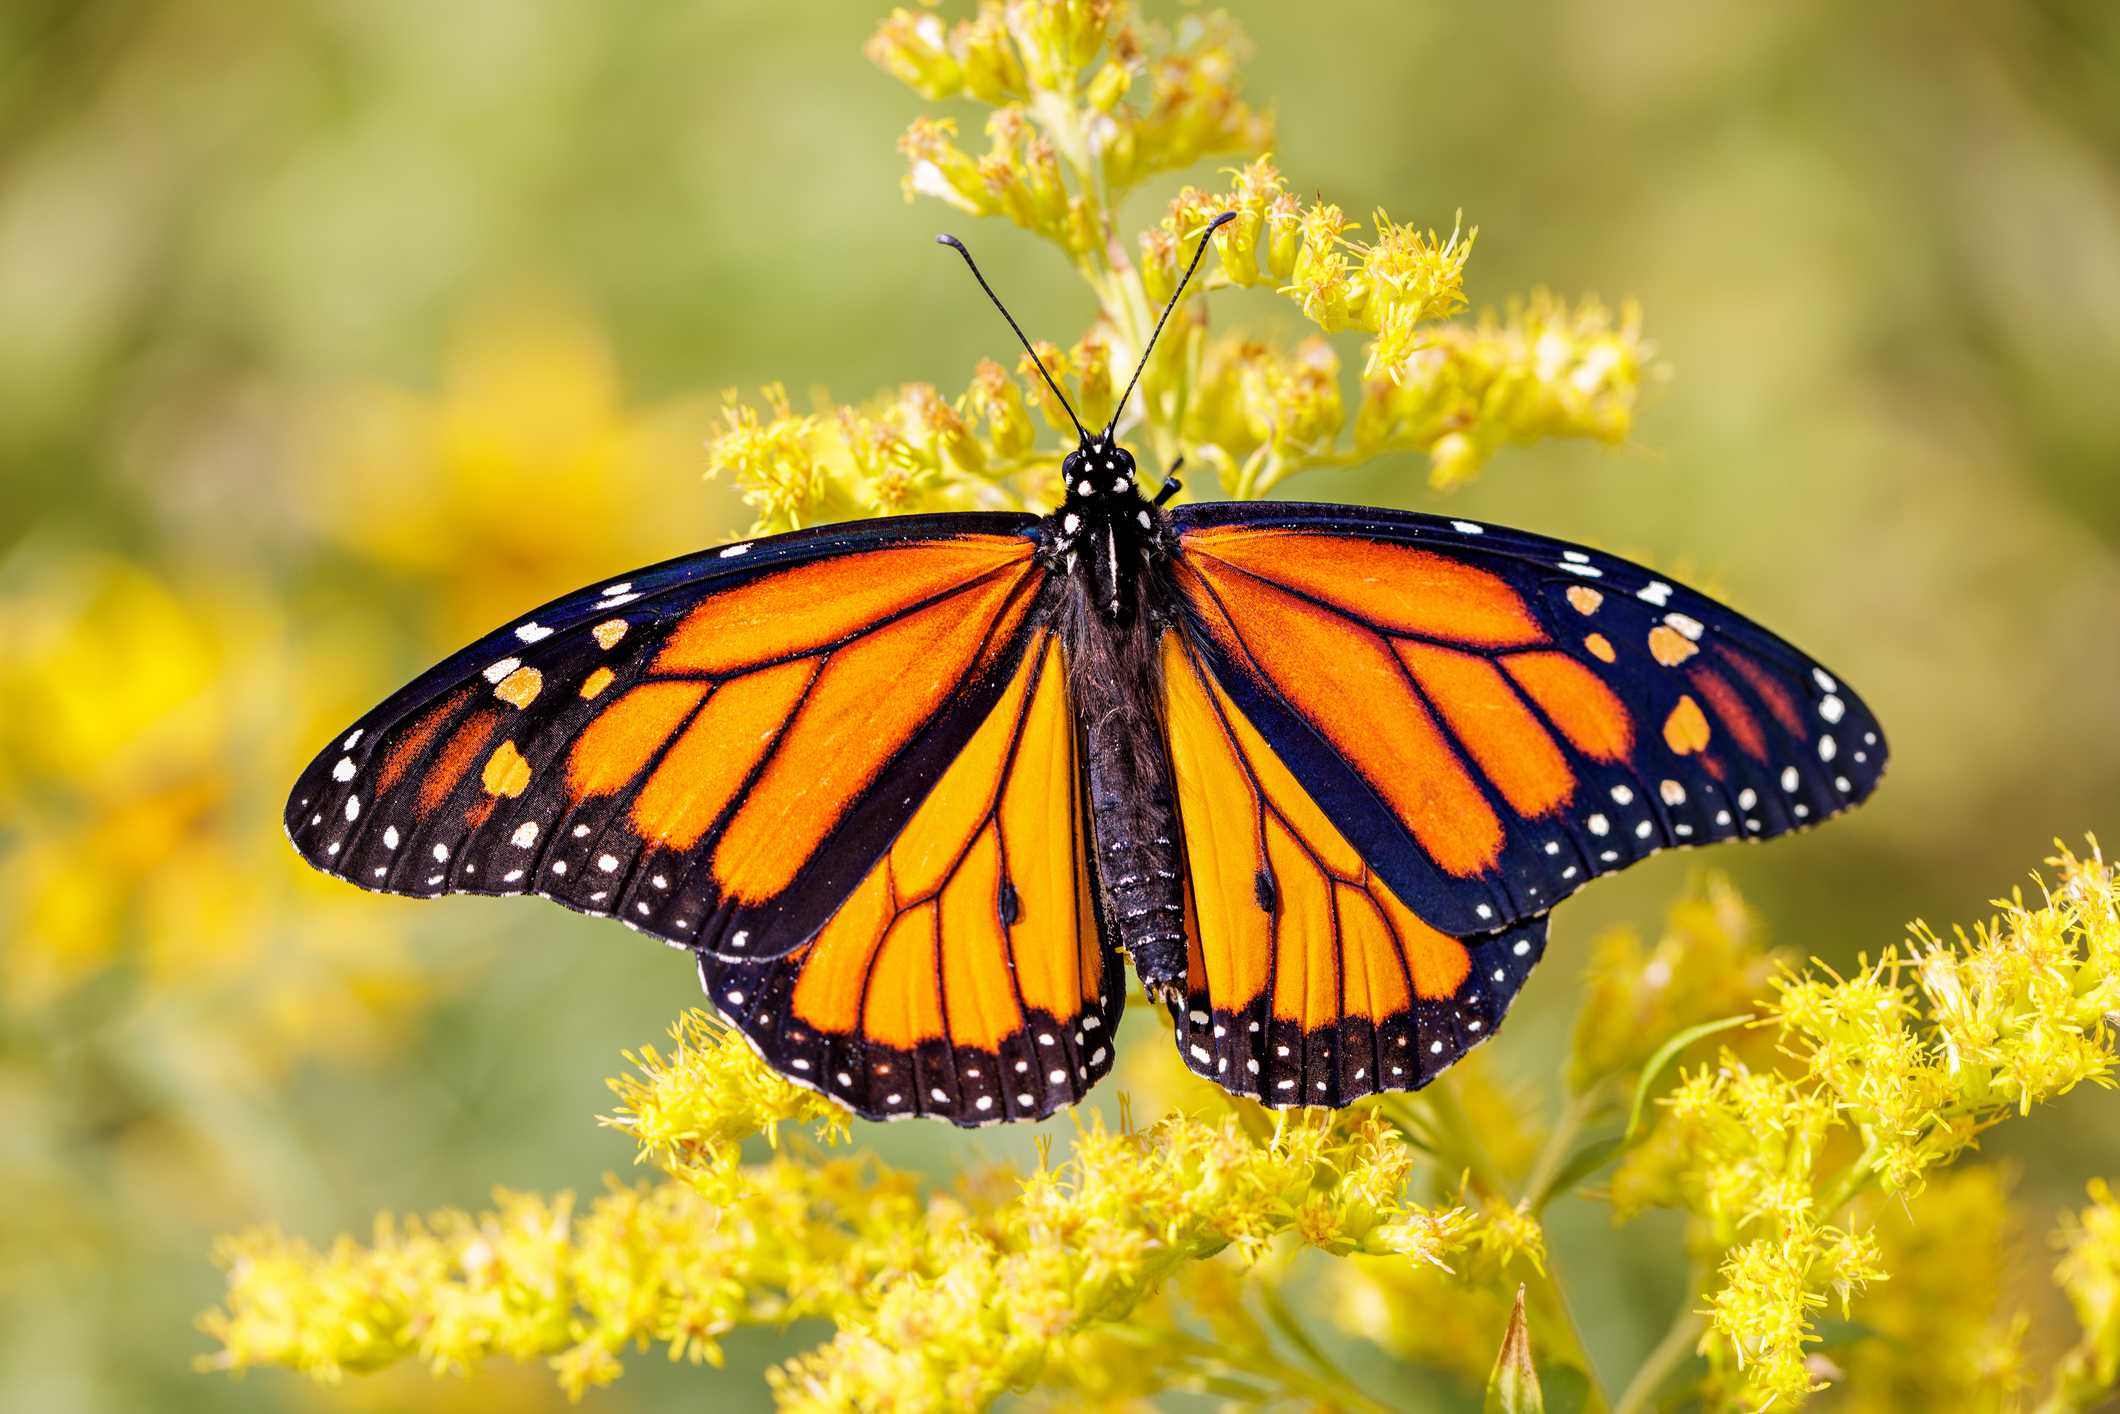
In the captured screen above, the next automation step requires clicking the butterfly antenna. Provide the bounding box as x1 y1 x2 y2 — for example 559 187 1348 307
936 233 1092 446
1106 210 1237 440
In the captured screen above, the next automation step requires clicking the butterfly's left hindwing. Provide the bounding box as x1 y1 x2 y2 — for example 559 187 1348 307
1166 503 1888 937
284 514 1051 960
701 630 1120 1126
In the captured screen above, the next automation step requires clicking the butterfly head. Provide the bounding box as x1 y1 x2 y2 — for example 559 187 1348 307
1061 438 1139 502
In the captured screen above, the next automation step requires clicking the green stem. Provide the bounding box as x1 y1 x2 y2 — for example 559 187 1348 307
1144 1322 1400 1414
1522 1083 1611 1209
1420 1082 1611 1412
1610 1276 1706 1414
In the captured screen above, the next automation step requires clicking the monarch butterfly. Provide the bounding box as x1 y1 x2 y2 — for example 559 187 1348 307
288 213 1886 1126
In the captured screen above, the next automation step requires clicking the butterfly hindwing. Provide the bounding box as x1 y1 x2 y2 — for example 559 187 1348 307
285 513 1052 960
1167 503 1887 937
1161 630 1549 1103
700 630 1120 1126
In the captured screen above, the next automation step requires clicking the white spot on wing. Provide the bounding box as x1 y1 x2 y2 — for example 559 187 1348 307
1450 520 1482 534
332 757 356 782
515 621 553 643
483 657 521 683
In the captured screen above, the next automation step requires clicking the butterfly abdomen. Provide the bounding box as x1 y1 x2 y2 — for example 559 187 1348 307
1064 555 1188 999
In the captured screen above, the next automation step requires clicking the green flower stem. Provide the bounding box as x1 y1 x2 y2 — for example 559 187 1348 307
1610 1288 1706 1414
1420 1081 1612 1412
1117 1320 1401 1414
1523 1083 1614 1210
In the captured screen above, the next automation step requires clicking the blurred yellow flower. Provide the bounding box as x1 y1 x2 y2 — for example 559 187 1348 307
301 303 720 643
0 555 435 1066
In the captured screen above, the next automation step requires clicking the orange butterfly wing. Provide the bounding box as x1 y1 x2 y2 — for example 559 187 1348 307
701 631 1118 1124
1167 510 1885 937
286 520 1055 963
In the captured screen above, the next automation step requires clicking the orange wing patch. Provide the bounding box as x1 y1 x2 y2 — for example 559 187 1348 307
1178 555 1505 877
654 538 1031 675
536 534 1039 917
700 633 1113 1126
1184 526 1545 647
711 565 1034 903
1164 632 1473 1033
783 635 1095 1048
1164 629 1539 1107
1179 531 1651 883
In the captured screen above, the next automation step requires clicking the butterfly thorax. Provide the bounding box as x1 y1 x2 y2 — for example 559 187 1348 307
1044 437 1169 624
1044 436 1190 1001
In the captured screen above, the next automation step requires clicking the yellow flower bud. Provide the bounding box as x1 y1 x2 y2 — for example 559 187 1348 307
1283 202 1357 330
1137 225 1179 308
966 358 1034 460
956 4 1028 105
1086 56 1130 112
1018 340 1076 433
898 116 992 215
866 8 965 99
705 385 826 531
1069 327 1114 430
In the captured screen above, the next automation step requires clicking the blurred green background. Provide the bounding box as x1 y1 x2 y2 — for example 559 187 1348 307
4 1 2117 1409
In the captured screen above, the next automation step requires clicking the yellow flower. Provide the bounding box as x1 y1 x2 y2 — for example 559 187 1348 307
602 1010 848 1185
2049 1178 2120 1409
302 304 716 644
0 557 435 1063
1833 1167 2028 1411
1355 289 1653 489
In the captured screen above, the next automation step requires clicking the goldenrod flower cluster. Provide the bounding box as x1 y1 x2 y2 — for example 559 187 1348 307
711 0 1655 536
1613 841 2120 1407
206 1016 1520 1411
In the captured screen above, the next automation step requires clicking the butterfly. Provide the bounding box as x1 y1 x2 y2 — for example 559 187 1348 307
287 213 1886 1126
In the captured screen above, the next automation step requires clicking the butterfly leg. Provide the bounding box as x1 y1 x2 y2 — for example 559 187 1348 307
1152 458 1184 507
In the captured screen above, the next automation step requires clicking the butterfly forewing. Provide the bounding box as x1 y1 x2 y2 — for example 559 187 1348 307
284 514 1051 960
1166 503 1888 938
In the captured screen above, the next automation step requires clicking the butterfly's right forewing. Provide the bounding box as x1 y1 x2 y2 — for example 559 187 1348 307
285 515 1052 961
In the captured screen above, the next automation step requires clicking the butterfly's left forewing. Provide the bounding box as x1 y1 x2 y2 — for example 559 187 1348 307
285 515 1053 961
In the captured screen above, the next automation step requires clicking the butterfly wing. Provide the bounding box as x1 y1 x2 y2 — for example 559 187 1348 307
699 628 1117 1126
1161 627 1549 1104
1166 502 1887 938
285 513 1057 962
